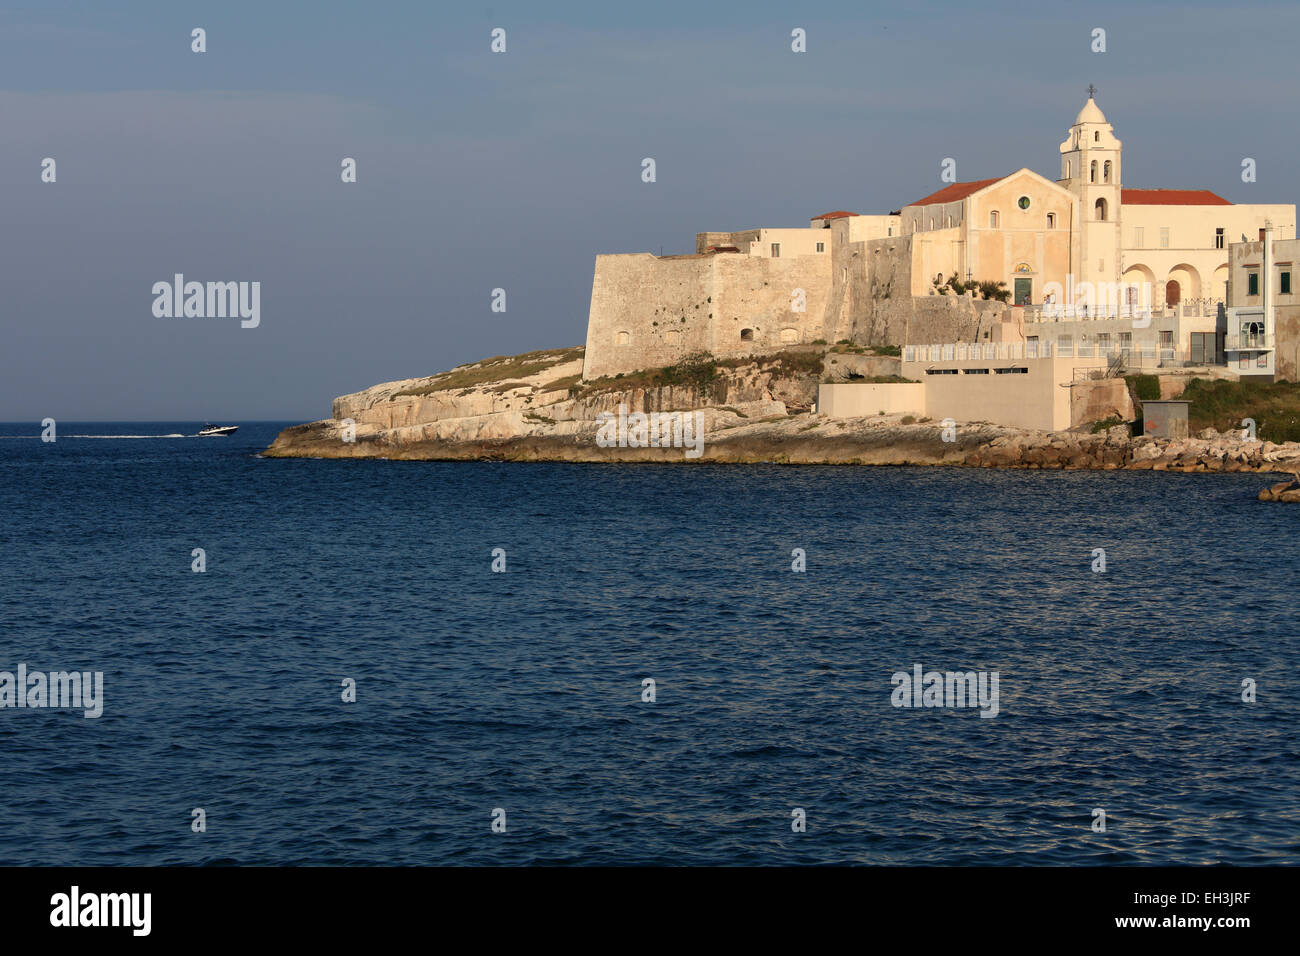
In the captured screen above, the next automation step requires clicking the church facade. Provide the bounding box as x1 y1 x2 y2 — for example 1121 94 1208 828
582 94 1295 381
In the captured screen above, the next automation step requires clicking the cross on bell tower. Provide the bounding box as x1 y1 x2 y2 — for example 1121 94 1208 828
1087 83 1097 99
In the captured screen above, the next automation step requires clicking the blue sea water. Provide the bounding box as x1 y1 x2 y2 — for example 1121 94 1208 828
0 421 1296 866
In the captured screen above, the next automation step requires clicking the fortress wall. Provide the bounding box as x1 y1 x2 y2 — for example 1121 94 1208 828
582 254 715 380
709 253 832 356
583 250 833 379
695 230 760 253
838 236 1006 347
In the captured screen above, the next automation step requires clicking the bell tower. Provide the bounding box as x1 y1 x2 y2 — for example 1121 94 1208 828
1059 86 1123 301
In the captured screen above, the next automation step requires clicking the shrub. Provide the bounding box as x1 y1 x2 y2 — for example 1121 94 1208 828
659 350 719 397
1127 374 1161 402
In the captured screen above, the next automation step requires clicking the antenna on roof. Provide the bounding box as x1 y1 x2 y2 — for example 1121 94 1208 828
1087 83 1097 99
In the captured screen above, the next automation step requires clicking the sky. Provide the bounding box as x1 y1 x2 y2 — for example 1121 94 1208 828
3 0 1299 420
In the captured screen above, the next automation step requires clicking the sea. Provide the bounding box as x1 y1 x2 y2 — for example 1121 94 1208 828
0 421 1296 865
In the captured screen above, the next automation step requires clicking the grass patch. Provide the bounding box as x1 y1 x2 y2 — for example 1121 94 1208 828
392 346 583 398
1090 415 1125 434
1125 373 1161 402
539 373 582 394
1181 378 1300 443
580 348 823 399
871 344 902 357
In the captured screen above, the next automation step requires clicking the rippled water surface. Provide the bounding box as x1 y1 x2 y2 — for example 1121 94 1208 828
1 422 1296 865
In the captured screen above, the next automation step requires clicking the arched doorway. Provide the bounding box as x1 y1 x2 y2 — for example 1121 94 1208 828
1165 280 1181 307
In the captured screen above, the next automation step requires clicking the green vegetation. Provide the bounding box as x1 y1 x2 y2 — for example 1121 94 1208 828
1090 415 1125 434
580 348 823 399
392 346 584 397
872 344 902 357
1180 377 1300 443
840 372 916 384
931 276 1011 302
539 373 582 394
901 415 917 425
659 351 721 396
1126 374 1161 402
523 411 557 425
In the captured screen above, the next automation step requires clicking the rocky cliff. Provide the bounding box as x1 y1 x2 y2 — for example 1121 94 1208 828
265 346 1300 473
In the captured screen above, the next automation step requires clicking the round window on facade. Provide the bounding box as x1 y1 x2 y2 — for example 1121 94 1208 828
1017 196 1031 210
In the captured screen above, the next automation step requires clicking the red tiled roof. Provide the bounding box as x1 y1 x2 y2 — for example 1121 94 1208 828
811 210 859 219
1121 188 1231 206
907 177 1003 207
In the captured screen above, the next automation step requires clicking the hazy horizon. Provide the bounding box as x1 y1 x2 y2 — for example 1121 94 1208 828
5 0 1299 420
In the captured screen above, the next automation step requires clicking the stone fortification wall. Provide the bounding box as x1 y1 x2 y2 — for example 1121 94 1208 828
583 251 831 379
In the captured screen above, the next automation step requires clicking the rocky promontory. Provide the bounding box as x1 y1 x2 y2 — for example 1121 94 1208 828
264 345 1300 474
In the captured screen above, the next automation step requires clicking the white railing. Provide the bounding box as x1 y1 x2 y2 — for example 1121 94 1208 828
903 342 1207 368
1022 298 1224 323
1224 334 1273 351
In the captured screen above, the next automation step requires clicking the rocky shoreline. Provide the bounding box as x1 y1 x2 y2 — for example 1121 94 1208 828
264 346 1300 490
264 411 1300 474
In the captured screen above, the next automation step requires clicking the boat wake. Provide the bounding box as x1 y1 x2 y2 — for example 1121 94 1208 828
63 434 188 439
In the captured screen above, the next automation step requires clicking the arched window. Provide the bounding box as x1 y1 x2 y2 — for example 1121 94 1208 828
1094 131 1100 141
1065 160 1071 179
1095 198 1108 221
616 330 630 345
740 328 754 342
1103 161 1112 183
1090 161 1097 183
1047 213 1056 229
989 210 1000 228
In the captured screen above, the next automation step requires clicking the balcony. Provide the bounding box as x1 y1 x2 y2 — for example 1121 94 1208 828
1224 334 1273 352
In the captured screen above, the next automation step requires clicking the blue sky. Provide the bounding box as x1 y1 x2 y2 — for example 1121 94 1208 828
3 0 1299 419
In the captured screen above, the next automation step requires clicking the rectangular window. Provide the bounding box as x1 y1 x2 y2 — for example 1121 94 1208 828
925 368 959 375
1134 227 1144 247
1215 227 1224 249
1160 227 1170 248
994 367 1028 375
962 368 989 374
771 243 780 257
815 242 825 253
1281 271 1292 294
1248 272 1259 296
1119 332 1132 349
1159 331 1173 349
1096 333 1111 350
